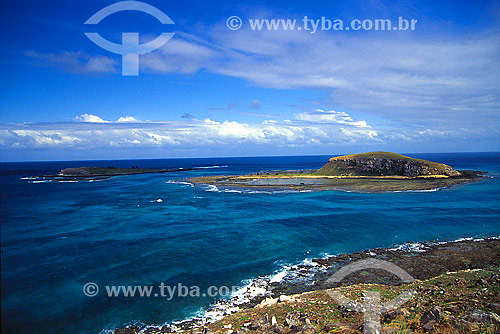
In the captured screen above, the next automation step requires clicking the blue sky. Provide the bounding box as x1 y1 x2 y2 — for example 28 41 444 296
0 0 499 161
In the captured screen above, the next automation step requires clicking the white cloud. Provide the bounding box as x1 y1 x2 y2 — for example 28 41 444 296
26 51 116 74
141 36 217 73
341 127 378 141
117 116 139 123
297 109 371 128
75 114 109 123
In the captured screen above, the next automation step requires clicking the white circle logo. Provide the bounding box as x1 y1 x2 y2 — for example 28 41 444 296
226 16 243 30
83 282 99 297
326 259 416 334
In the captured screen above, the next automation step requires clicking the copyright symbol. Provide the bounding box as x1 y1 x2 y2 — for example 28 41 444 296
226 16 242 30
83 282 99 297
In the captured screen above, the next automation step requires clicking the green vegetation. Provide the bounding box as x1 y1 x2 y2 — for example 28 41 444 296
328 151 417 161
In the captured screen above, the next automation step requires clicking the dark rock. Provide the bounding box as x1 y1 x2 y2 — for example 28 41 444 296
265 324 286 333
475 278 488 286
420 307 441 331
420 307 442 324
284 311 309 327
286 324 316 334
383 309 408 322
421 320 436 332
488 303 500 312
381 327 399 334
115 326 141 334
249 314 270 331
160 325 173 333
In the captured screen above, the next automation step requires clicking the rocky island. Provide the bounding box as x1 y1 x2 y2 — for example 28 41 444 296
187 152 485 192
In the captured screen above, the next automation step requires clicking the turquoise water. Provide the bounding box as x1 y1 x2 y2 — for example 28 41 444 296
1 153 499 333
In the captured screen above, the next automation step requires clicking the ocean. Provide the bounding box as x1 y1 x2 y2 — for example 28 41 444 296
1 152 499 334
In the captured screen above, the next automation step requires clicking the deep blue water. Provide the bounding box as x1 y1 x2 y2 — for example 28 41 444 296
1 153 500 334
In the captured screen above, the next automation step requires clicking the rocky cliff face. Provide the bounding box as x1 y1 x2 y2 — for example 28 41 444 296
317 153 462 177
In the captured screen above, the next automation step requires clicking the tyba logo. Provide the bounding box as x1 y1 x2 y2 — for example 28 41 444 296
84 1 174 76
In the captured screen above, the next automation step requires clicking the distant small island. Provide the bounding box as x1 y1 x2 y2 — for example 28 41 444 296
187 152 486 192
31 166 192 182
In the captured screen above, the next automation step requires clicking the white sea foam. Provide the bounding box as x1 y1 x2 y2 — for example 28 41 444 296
223 189 243 193
195 165 228 169
270 270 287 283
245 189 302 194
205 185 220 192
389 242 427 252
299 258 319 267
26 177 104 183
246 190 272 194
169 273 277 329
390 187 443 193
166 180 194 187
452 237 488 243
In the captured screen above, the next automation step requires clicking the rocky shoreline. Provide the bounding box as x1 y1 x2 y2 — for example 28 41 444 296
113 237 500 334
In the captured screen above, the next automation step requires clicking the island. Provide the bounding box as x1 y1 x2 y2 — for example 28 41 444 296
30 166 192 182
186 152 485 192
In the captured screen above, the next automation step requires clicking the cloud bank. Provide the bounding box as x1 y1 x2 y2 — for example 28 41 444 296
0 110 378 151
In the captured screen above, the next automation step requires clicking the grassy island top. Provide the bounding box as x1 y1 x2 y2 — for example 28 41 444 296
329 151 418 161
